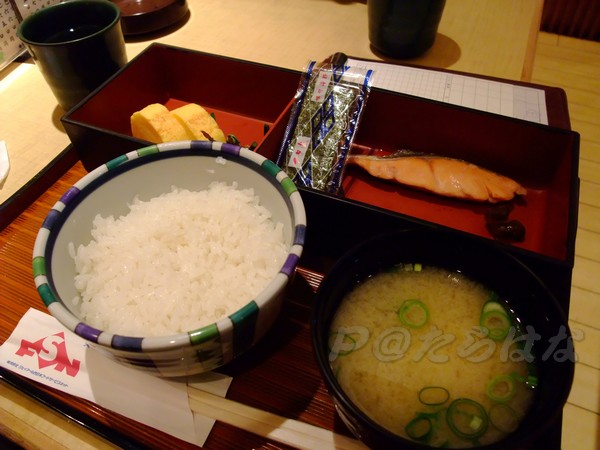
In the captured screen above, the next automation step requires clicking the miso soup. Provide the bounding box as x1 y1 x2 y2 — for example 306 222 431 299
329 264 536 448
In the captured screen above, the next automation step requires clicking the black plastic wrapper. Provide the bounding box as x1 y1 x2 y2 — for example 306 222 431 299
276 53 374 195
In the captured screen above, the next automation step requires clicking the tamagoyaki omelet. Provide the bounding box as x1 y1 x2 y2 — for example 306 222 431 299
130 103 187 143
130 103 226 143
171 103 226 142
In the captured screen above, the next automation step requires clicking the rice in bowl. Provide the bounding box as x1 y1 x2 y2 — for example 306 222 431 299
70 182 288 337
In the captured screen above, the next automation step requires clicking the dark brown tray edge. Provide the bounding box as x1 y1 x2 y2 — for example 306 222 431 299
0 368 141 449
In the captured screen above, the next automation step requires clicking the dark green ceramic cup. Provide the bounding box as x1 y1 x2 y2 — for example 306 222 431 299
368 0 446 59
17 0 127 111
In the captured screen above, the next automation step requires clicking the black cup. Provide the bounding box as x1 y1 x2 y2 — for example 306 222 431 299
368 0 446 59
17 0 127 111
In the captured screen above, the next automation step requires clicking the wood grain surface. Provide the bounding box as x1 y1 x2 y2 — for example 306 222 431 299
531 33 600 450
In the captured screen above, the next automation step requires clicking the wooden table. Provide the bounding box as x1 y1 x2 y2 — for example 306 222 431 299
0 0 543 208
1 0 547 448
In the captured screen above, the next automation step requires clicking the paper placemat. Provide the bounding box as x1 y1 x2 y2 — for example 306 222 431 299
0 308 232 447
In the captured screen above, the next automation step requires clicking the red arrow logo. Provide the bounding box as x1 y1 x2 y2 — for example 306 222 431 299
15 332 81 377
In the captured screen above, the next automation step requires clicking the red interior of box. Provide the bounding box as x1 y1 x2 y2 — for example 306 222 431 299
345 91 579 261
259 90 579 262
161 98 269 148
63 44 301 166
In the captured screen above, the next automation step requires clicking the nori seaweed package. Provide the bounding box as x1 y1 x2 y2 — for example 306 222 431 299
276 53 373 194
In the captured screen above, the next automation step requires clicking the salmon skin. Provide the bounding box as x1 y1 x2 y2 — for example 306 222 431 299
347 150 527 203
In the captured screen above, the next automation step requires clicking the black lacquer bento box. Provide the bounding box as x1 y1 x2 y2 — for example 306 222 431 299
62 42 579 282
57 43 580 449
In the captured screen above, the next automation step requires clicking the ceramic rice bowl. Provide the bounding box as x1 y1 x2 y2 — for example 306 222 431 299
33 140 306 377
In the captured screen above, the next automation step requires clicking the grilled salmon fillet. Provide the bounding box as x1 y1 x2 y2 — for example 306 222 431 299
347 151 526 203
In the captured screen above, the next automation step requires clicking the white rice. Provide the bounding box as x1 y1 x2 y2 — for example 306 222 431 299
69 181 288 337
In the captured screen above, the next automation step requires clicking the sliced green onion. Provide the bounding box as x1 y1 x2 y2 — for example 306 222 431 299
388 263 423 273
263 123 270 134
526 364 539 389
526 374 538 388
396 263 417 271
486 290 500 303
510 369 538 389
480 307 511 341
418 386 450 406
398 299 429 328
482 301 507 315
469 415 483 432
405 415 434 442
489 403 520 433
486 374 516 402
210 112 216 120
446 398 488 439
248 141 258 150
510 372 525 382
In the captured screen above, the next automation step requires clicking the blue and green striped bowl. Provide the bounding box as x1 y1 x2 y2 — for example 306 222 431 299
33 140 306 377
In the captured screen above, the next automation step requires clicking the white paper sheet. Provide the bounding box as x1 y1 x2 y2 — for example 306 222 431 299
348 58 549 125
0 308 232 447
